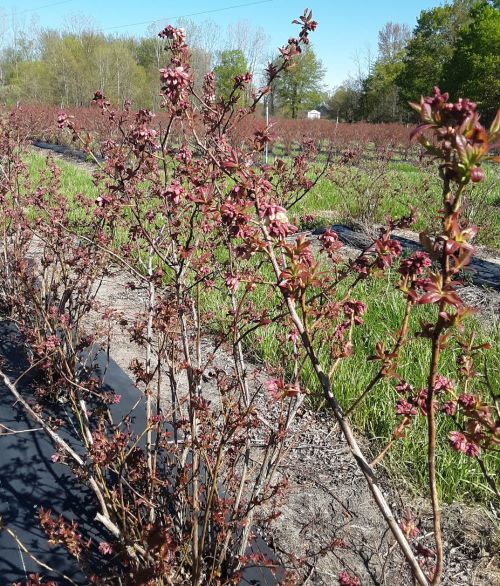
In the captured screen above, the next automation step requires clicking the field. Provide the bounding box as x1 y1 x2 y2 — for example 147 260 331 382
19 102 499 250
2 75 499 585
25 139 499 505
0 2 499 582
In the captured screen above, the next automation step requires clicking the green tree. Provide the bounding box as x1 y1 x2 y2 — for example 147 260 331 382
274 46 325 118
93 41 148 107
362 62 404 121
37 32 147 107
0 60 49 103
213 49 248 102
326 83 361 122
362 22 411 121
40 31 103 106
443 1 500 122
0 26 39 101
396 0 476 104
133 36 164 109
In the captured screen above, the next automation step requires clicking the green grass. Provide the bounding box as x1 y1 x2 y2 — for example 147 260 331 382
27 151 97 199
291 159 500 249
25 152 144 253
27 149 500 249
26 149 500 504
25 151 98 224
201 265 499 503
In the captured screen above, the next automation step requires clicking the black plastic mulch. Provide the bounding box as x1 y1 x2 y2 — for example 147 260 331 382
0 321 280 585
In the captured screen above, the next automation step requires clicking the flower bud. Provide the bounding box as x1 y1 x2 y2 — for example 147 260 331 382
470 166 485 183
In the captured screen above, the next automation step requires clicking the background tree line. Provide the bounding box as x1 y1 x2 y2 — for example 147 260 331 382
0 16 269 111
0 0 497 122
328 0 499 124
0 8 326 120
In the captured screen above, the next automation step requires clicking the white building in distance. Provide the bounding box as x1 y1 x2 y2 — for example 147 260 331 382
307 109 321 120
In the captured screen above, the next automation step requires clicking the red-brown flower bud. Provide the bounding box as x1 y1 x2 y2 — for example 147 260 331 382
470 166 485 183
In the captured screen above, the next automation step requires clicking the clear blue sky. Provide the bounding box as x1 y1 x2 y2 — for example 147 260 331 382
5 0 441 89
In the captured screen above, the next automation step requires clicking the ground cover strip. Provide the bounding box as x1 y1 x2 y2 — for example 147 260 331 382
0 319 282 585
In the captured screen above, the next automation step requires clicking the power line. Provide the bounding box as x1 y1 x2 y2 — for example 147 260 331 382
17 0 76 16
102 0 274 32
